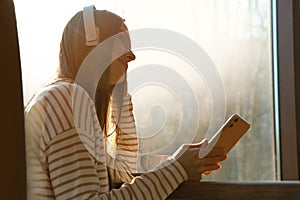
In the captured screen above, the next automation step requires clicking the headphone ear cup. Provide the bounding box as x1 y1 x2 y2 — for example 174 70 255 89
83 5 100 46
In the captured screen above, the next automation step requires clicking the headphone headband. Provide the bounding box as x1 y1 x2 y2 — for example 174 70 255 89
83 5 100 46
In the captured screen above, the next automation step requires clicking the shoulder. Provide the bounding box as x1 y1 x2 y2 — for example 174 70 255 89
25 81 93 114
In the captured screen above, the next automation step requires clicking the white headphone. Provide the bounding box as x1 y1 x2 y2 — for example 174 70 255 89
83 5 100 46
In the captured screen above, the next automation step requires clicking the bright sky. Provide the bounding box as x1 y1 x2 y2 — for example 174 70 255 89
14 0 269 106
14 0 205 104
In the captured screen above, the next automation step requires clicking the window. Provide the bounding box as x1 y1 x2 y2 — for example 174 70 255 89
15 0 284 181
124 0 276 181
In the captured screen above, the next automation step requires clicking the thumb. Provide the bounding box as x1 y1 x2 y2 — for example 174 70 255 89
189 138 208 149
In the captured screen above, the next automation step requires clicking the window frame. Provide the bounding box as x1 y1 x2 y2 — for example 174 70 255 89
169 2 300 195
276 0 299 180
2 0 299 199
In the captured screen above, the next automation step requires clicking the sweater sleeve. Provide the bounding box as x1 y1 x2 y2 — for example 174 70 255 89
26 82 187 200
47 133 186 200
62 86 189 199
107 158 188 200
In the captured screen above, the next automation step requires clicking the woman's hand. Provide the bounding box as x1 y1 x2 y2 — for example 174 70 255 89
175 139 227 181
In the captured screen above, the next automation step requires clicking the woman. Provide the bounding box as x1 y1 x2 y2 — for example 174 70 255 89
25 6 226 200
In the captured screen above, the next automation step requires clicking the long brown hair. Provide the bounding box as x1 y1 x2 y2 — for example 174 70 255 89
95 68 127 136
57 9 125 135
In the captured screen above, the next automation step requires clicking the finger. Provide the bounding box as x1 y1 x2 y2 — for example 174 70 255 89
203 163 223 175
187 148 208 160
200 155 226 164
189 138 208 149
199 163 221 173
203 171 211 176
199 155 227 165
205 147 226 157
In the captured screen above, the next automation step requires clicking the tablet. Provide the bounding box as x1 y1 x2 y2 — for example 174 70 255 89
199 113 250 158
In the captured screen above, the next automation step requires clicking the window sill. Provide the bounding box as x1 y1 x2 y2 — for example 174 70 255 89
167 181 300 199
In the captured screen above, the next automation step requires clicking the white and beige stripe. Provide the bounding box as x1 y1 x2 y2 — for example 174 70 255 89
25 80 187 199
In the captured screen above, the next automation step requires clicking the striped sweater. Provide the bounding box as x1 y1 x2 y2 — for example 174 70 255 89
25 80 187 200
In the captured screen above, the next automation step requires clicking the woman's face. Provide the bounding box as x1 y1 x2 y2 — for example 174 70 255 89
107 22 135 85
107 51 135 85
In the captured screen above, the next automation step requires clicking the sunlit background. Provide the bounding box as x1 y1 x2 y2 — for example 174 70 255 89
15 0 275 181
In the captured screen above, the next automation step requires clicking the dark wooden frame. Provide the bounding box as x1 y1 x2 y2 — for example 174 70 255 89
293 0 300 179
167 181 300 199
0 0 26 199
277 0 299 180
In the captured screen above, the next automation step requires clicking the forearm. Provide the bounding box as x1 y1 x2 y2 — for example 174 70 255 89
103 159 188 200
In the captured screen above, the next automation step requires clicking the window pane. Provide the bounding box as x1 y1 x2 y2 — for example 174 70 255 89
122 0 275 181
16 0 275 181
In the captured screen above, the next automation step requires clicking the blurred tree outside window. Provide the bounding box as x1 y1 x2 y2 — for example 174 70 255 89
16 0 275 181
124 0 275 181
